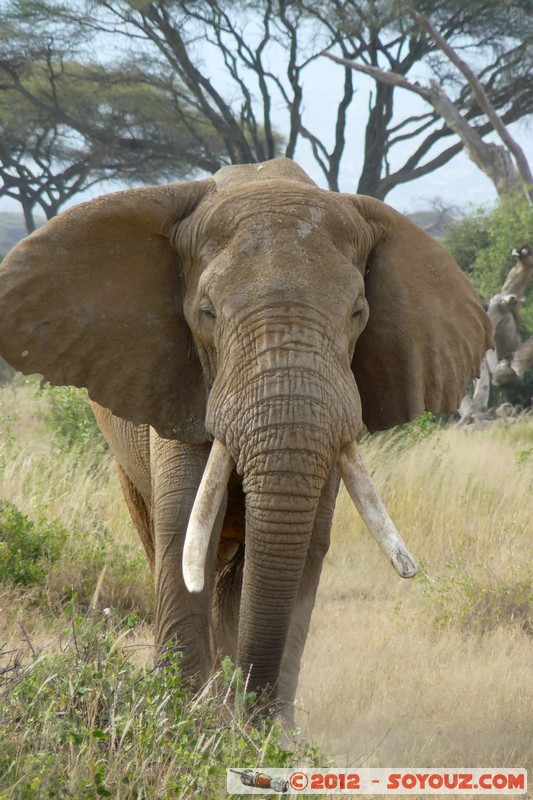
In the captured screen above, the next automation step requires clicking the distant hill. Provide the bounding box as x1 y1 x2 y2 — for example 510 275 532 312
0 213 33 258
406 208 459 240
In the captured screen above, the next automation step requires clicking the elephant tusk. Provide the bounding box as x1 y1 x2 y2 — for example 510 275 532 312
338 441 418 579
182 439 234 593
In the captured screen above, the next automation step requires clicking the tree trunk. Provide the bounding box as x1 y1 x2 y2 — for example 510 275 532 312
428 82 523 198
357 83 394 198
21 200 36 234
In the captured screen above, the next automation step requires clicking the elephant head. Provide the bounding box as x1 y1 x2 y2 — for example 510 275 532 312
0 158 491 701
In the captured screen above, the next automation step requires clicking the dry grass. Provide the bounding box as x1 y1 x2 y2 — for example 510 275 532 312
0 380 131 538
298 423 533 775
1 381 532 794
0 380 153 640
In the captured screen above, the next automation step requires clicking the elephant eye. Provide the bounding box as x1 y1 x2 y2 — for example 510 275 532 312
352 297 365 319
199 297 216 320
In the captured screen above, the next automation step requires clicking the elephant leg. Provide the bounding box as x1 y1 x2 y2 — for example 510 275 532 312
91 403 156 569
212 475 246 663
150 433 227 683
277 469 340 728
116 462 154 573
212 546 244 664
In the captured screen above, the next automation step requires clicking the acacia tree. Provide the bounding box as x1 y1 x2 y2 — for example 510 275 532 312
1 76 126 233
0 8 229 228
0 59 229 231
1 0 531 209
325 4 533 200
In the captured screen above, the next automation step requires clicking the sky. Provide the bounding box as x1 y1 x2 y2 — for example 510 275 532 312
1 29 531 220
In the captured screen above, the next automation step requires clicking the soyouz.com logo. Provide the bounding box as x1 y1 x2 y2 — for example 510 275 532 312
226 767 527 795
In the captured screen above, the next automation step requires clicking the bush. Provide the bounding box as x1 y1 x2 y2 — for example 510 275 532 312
0 501 67 586
423 569 533 637
0 499 152 618
444 191 533 331
443 211 492 280
444 192 533 407
0 612 312 799
38 385 105 456
392 411 444 440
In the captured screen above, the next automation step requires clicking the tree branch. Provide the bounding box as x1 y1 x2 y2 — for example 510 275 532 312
407 7 533 195
323 50 431 100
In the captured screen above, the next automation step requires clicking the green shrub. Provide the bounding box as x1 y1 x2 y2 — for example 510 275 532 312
423 568 533 637
0 500 151 618
444 191 533 406
0 612 313 799
444 191 533 331
0 500 67 586
368 411 445 451
38 385 105 456
443 211 492 279
394 411 444 440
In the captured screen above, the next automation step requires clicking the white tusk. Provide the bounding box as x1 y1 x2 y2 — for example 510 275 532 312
182 439 234 593
338 441 418 579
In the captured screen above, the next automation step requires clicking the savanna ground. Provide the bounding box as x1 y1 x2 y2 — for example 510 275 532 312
0 377 531 799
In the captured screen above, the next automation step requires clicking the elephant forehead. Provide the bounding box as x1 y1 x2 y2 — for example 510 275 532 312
194 182 363 249
198 232 365 323
178 182 371 312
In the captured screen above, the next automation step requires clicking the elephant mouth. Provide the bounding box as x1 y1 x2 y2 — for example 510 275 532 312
182 438 417 593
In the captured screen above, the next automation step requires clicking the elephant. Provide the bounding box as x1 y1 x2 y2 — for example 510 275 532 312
0 157 492 723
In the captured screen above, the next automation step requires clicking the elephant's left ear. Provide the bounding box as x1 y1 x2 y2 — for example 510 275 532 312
0 181 214 441
346 194 493 432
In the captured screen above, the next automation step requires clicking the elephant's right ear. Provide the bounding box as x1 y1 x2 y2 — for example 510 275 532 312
0 181 214 441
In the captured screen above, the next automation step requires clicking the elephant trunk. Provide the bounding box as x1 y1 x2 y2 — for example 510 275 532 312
215 344 347 694
236 418 331 694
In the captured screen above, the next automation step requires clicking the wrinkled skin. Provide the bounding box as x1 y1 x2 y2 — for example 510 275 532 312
0 159 492 723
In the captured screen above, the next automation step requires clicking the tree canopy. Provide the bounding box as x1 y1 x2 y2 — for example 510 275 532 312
0 0 531 225
445 192 533 322
0 5 230 228
0 61 211 230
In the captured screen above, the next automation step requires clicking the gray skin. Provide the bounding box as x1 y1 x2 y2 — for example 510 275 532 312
93 405 341 716
0 158 492 723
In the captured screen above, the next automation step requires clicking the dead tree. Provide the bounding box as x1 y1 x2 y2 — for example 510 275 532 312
460 245 533 420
